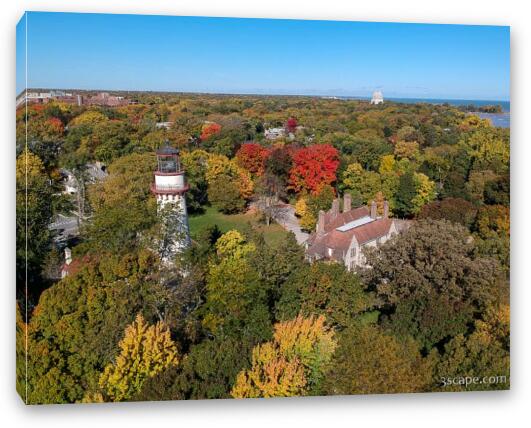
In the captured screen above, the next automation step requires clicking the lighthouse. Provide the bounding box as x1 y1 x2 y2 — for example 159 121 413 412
151 144 191 261
370 90 384 105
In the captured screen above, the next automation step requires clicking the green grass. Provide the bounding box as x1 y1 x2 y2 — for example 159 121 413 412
188 206 289 246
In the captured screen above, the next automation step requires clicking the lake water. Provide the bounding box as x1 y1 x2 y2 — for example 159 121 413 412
474 112 510 128
385 97 510 113
339 96 510 128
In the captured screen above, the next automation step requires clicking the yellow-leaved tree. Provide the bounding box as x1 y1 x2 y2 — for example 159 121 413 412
98 314 179 402
231 314 336 398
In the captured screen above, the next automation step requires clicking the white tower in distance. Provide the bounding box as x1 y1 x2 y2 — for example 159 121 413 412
370 90 384 105
151 144 191 262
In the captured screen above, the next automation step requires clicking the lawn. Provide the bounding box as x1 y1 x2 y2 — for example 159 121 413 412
188 206 289 246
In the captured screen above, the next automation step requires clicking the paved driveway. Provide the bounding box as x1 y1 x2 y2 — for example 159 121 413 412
275 204 309 245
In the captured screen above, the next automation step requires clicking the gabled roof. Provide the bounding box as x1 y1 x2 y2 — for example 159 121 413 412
323 206 369 233
307 209 394 262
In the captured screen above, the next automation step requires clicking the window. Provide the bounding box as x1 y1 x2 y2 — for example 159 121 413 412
350 247 357 258
327 247 333 257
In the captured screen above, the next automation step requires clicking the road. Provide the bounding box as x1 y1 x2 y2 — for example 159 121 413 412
275 204 310 245
48 214 79 239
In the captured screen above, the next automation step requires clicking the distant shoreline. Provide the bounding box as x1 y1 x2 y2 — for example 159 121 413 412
16 87 510 110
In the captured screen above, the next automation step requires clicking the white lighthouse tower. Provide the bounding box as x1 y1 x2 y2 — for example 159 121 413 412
151 144 191 261
370 90 384 105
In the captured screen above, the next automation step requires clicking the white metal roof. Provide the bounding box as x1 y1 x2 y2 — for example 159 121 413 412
336 215 375 232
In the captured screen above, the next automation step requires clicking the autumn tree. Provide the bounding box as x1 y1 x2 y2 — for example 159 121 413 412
395 171 436 217
341 162 382 206
473 205 510 271
236 142 270 175
207 174 246 214
276 262 375 330
199 122 222 141
324 324 434 395
180 149 209 213
418 197 478 229
98 314 179 401
459 127 509 174
22 251 163 404
435 304 509 391
16 149 55 300
394 140 420 161
84 153 158 254
202 231 271 342
206 154 254 203
264 146 293 190
289 144 339 194
286 117 298 133
231 315 336 398
363 220 504 350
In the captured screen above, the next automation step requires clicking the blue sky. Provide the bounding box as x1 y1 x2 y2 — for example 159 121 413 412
16 12 510 100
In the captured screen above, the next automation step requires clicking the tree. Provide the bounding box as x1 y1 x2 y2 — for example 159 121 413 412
180 149 209 213
22 251 163 404
84 153 158 254
16 149 55 300
363 220 504 349
474 205 510 272
418 198 478 229
458 114 491 132
69 110 108 127
276 263 374 330
289 144 340 194
286 117 298 133
158 337 254 400
264 146 293 190
295 196 315 231
207 174 246 214
206 154 254 202
394 170 417 217
236 142 270 175
394 140 420 160
324 324 434 395
200 122 222 141
98 314 179 401
202 231 271 342
341 162 382 205
231 315 336 398
459 127 509 174
411 172 436 214
396 125 423 144
435 304 509 391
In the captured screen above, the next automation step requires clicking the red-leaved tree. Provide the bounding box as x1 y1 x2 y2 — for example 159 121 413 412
286 117 298 133
200 122 222 141
288 144 340 194
236 143 271 175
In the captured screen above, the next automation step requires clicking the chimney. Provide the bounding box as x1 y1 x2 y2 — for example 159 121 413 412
317 210 326 235
64 247 72 265
331 199 340 218
370 201 377 219
383 200 389 219
343 193 352 213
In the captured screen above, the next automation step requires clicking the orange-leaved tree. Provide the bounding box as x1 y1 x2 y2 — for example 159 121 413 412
288 144 339 194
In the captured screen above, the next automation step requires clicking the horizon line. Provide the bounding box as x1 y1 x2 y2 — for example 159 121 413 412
17 87 510 103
